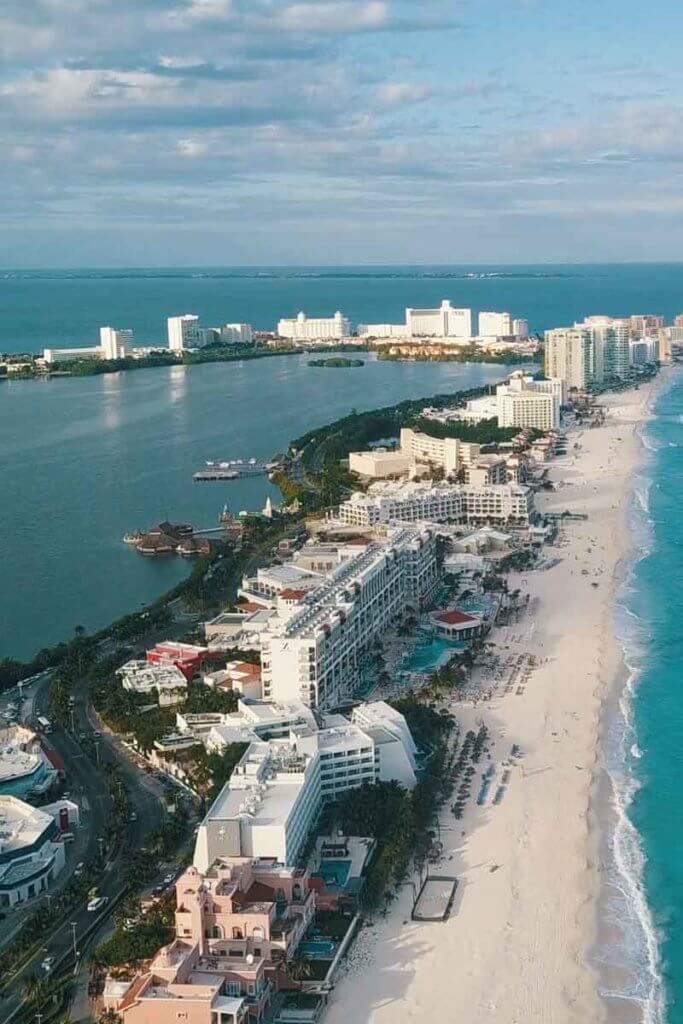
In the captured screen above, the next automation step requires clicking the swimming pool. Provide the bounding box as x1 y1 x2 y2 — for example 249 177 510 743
317 858 351 887
298 939 336 958
402 638 463 673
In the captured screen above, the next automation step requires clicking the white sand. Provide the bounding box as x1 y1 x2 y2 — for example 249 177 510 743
326 382 659 1024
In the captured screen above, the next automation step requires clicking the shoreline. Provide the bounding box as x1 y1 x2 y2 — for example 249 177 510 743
593 366 675 1024
325 377 663 1024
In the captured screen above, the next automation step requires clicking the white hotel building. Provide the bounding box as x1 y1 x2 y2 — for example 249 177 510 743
168 314 202 351
337 480 533 529
277 311 350 341
193 701 417 869
100 326 133 360
259 528 438 709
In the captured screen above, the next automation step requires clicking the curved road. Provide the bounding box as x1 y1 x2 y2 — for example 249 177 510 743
0 675 167 1024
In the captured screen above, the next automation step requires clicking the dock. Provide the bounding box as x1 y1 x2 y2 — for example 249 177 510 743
193 460 274 481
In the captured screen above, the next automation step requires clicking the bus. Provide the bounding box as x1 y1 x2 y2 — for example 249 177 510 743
36 716 53 734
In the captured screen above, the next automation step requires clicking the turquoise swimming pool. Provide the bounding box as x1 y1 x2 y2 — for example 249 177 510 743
299 939 336 958
317 858 351 887
402 638 464 673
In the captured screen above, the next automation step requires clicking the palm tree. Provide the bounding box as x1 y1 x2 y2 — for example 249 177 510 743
287 955 314 990
22 975 49 1005
99 1010 122 1024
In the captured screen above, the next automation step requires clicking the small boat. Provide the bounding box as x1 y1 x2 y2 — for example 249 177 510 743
123 531 143 544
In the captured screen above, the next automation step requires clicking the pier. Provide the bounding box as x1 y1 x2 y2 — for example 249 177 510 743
193 460 274 481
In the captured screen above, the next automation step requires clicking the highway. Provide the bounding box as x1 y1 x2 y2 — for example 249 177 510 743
0 672 169 1024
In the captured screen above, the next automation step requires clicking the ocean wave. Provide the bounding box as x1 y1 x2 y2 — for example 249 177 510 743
595 430 666 1022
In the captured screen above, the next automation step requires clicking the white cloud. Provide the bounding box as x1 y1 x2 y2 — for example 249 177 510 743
377 81 429 106
177 137 209 157
276 1 389 32
181 0 233 21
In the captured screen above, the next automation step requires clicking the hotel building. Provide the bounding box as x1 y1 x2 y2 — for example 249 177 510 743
0 796 68 907
276 311 350 341
545 318 630 389
544 327 595 390
168 314 202 351
100 326 133 360
104 858 314 1024
398 427 481 474
193 700 417 869
259 529 439 709
337 480 533 529
478 311 512 337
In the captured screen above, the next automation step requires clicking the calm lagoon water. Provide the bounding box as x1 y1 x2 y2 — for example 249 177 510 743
1 354 504 659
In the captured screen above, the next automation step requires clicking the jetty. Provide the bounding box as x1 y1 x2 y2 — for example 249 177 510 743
193 457 282 481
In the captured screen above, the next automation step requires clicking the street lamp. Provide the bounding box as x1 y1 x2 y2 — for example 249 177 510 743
94 740 101 767
70 922 78 959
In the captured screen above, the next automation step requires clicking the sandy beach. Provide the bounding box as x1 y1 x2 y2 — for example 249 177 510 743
326 381 660 1024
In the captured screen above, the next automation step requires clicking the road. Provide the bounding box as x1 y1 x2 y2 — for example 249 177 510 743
0 672 168 1024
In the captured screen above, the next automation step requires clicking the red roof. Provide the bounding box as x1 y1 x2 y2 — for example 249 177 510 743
237 601 268 613
227 661 261 680
279 588 309 600
435 609 478 625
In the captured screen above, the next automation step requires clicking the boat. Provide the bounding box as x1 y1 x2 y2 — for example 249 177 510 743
123 531 143 544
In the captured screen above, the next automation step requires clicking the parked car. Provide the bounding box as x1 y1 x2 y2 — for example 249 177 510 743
41 957 55 973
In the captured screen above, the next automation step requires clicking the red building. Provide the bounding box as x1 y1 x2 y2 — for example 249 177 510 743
146 642 208 682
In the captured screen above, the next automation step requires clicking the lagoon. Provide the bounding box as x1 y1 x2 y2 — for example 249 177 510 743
1 354 505 659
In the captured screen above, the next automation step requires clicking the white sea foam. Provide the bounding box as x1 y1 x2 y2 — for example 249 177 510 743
596 417 666 1023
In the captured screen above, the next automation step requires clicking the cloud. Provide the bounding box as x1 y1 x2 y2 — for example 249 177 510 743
377 81 429 106
275 1 389 32
177 137 209 157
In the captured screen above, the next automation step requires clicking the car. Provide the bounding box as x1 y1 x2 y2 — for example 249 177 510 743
129 812 137 822
87 896 108 913
74 862 84 876
41 957 55 973
93 731 101 738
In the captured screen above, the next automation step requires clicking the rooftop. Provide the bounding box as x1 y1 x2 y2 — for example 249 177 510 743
434 609 479 625
0 796 56 855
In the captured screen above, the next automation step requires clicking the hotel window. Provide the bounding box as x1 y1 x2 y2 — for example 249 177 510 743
225 982 241 996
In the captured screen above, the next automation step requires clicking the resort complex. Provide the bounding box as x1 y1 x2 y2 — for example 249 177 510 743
4 330 677 1024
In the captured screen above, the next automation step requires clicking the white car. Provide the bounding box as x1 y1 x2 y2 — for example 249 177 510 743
41 957 55 973
87 896 108 913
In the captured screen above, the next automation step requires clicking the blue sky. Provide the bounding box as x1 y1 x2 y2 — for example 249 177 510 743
2 0 683 266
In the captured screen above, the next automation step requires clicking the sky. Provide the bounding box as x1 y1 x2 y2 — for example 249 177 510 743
3 0 683 266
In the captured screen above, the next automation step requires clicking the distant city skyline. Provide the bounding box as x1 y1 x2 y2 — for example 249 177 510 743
4 1 683 266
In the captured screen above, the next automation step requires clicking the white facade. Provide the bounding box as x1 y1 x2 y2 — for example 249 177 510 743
399 428 480 474
405 300 472 339
544 327 595 390
193 701 417 869
497 392 557 431
168 314 201 351
546 318 630 389
479 311 512 337
349 449 414 478
260 529 439 709
0 796 66 908
338 480 533 529
117 661 188 706
512 318 529 339
358 323 409 339
219 323 253 344
100 326 133 360
43 347 101 364
277 311 350 340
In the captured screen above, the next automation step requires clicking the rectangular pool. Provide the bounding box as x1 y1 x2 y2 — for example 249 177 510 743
317 858 351 887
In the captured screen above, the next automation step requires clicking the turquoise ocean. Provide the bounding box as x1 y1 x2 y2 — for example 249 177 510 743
2 264 683 1020
598 363 683 1023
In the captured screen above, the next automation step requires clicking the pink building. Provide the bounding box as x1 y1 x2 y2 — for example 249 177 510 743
146 642 209 682
104 858 315 1024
